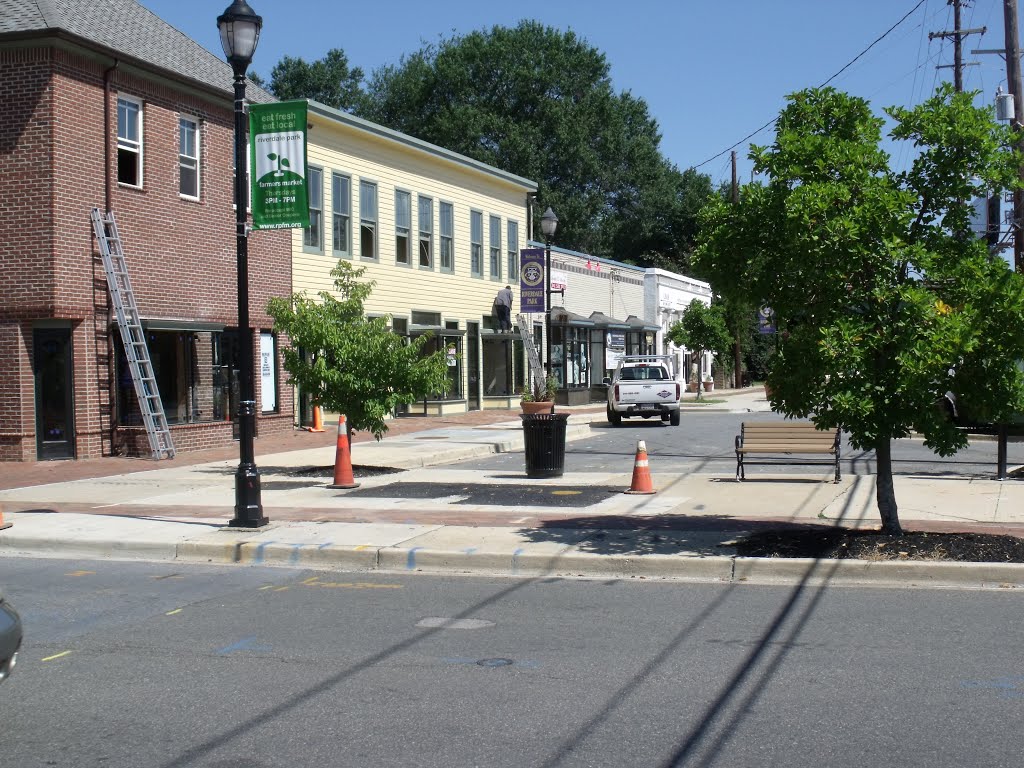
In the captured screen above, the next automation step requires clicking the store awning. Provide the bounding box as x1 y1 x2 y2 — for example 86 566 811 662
624 315 661 332
550 308 596 326
588 311 630 330
409 325 466 336
140 318 226 332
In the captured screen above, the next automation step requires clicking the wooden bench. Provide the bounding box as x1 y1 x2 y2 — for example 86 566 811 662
735 421 841 482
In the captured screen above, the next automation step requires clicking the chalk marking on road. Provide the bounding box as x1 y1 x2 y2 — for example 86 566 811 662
253 541 276 564
550 490 582 496
273 586 289 592
42 651 72 662
317 542 334 550
305 580 403 590
216 636 271 655
407 547 423 570
288 543 306 565
511 547 525 575
302 576 321 586
165 608 183 616
353 545 369 551
464 547 477 555
258 585 275 591
65 570 95 577
151 574 185 580
511 517 530 524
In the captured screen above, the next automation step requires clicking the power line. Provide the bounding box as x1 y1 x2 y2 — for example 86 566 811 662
693 0 930 170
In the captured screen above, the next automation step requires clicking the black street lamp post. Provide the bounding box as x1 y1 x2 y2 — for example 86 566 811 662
218 0 267 528
540 207 558 382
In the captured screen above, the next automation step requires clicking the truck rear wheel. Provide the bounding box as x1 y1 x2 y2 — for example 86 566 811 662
670 410 680 426
607 404 622 426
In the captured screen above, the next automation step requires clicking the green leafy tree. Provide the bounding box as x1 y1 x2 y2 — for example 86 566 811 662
357 21 710 262
264 48 365 111
667 300 732 400
267 261 449 439
695 85 1024 533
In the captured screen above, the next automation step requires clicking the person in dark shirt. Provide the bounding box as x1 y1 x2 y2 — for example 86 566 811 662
493 285 513 332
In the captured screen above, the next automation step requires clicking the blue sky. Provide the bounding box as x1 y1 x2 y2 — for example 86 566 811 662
141 0 1018 185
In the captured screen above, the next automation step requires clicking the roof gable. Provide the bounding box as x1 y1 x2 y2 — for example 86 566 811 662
1 0 273 101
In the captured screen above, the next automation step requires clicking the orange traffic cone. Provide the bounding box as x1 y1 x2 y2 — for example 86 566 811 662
624 440 656 495
0 504 9 531
307 405 326 432
327 414 360 489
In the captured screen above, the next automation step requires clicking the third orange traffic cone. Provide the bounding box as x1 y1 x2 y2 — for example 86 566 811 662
624 440 656 495
327 414 360 489
0 503 9 531
307 405 326 432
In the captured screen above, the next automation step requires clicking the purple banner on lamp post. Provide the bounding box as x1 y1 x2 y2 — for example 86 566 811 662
520 248 546 313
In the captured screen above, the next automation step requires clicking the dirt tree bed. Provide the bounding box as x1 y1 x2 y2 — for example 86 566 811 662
734 529 1024 563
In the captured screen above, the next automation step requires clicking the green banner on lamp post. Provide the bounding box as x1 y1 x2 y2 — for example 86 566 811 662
248 100 309 230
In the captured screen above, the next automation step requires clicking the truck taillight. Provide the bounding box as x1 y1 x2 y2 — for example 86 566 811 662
675 383 680 399
614 384 619 400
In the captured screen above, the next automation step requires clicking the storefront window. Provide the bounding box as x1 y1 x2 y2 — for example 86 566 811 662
552 326 589 388
483 336 514 396
415 332 463 400
117 328 241 426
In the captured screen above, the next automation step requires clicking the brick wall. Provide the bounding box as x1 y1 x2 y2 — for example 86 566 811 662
0 43 293 461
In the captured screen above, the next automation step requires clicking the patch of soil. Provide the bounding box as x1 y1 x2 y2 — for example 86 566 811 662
733 529 1024 563
292 465 404 479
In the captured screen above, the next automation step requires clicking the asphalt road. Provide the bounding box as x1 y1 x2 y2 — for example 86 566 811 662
461 411 1020 479
1 557 1022 767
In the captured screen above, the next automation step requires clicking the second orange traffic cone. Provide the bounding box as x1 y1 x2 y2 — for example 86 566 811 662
306 405 326 432
0 504 9 531
624 440 656 495
327 414 360 489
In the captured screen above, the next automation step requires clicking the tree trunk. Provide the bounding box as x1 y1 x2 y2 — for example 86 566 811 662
874 438 902 535
734 333 742 388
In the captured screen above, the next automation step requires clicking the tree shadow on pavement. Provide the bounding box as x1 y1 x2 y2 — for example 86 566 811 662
517 515 833 557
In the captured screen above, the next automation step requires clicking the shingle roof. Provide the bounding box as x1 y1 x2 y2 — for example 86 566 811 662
0 0 273 102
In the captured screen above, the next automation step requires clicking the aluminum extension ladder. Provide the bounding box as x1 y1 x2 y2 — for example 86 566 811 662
516 314 546 391
90 208 175 459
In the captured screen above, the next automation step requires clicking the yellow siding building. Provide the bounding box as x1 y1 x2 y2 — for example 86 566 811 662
292 101 537 418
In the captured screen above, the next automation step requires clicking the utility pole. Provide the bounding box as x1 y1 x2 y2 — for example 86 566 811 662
930 0 985 92
1004 0 1024 271
731 150 743 388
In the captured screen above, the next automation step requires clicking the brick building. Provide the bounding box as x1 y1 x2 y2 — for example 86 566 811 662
0 0 292 461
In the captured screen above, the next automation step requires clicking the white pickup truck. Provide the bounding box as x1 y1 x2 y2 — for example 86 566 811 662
605 355 681 426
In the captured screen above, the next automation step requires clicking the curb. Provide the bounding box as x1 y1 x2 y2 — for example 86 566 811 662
5 531 1020 590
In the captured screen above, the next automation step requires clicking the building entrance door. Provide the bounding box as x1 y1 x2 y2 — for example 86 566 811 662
34 328 75 460
467 322 480 411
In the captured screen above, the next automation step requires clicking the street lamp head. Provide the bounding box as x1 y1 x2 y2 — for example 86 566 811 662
217 0 262 74
540 207 558 239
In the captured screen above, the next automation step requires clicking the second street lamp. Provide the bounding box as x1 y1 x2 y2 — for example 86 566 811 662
218 0 267 528
540 207 558 383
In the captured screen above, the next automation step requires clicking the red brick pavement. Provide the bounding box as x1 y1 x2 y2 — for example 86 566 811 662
0 408 602 491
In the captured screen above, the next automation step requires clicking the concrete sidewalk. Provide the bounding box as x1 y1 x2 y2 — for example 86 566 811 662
2 388 1023 589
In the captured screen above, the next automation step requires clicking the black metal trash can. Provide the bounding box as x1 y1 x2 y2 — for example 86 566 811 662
521 412 570 478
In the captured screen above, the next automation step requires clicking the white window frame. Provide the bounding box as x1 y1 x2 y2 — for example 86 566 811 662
470 209 483 278
489 214 501 281
332 172 352 258
418 195 433 269
395 189 412 266
117 95 143 188
507 220 519 282
360 180 378 261
179 116 200 200
303 166 324 253
440 201 454 273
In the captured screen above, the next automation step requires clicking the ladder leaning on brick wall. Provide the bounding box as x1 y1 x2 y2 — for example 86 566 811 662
89 208 175 460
